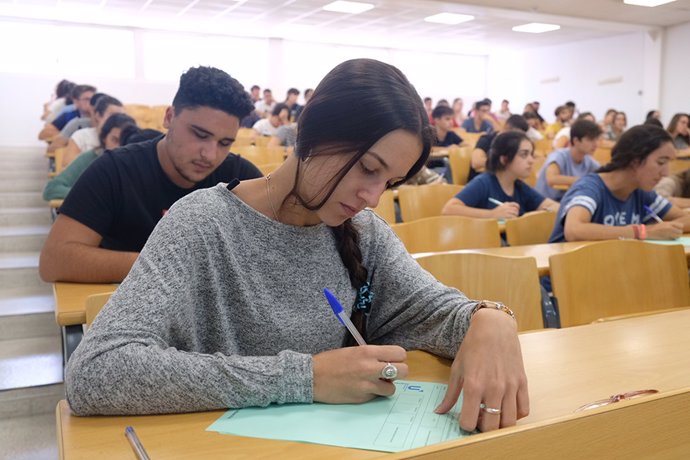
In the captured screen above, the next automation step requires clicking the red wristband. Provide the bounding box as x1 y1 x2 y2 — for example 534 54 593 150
632 224 640 240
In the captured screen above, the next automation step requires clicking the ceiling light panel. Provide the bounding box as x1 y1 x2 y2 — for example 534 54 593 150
424 12 475 25
322 1 374 14
512 22 561 33
623 0 677 7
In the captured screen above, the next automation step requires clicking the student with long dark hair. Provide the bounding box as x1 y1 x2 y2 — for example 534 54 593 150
443 131 557 219
667 113 690 149
65 59 528 434
549 124 690 242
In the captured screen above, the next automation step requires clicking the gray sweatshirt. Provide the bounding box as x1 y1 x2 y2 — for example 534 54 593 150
65 184 477 415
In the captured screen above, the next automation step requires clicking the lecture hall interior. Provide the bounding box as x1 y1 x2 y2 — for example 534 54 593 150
1 0 690 458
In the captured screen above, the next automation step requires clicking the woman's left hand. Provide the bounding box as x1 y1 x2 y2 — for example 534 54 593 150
434 308 529 432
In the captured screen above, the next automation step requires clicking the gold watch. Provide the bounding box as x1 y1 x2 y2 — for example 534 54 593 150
470 300 516 320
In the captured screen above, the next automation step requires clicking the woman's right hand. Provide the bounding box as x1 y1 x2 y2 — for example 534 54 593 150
312 345 408 404
491 202 520 219
645 221 684 240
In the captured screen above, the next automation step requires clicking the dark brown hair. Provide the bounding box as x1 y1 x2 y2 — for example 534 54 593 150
292 58 432 343
598 124 673 173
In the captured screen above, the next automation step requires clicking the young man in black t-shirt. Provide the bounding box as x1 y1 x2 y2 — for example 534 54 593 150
39 67 262 283
432 106 463 147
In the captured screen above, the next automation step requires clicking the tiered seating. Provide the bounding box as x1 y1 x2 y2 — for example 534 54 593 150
505 211 557 246
396 183 462 222
549 240 690 326
123 104 167 131
391 215 501 253
416 252 544 331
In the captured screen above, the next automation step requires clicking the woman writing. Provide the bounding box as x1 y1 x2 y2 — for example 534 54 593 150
549 124 690 242
65 59 528 433
442 131 558 219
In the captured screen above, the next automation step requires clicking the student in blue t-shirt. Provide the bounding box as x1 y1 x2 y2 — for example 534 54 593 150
535 119 602 201
549 124 690 243
442 131 558 219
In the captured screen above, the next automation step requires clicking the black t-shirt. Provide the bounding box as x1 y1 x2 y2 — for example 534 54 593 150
468 132 497 182
435 131 463 147
59 136 263 252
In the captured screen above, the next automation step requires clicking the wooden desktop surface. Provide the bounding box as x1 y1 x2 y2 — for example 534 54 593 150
57 309 690 459
53 282 118 327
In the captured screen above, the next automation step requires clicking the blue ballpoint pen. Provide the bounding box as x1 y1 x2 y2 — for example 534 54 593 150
643 205 663 223
125 426 151 460
323 288 367 346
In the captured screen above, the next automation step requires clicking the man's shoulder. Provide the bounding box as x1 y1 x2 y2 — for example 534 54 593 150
549 148 571 161
71 127 96 140
252 118 268 129
208 154 262 182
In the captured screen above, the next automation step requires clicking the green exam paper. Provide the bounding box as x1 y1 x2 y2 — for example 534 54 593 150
646 236 690 246
207 380 471 452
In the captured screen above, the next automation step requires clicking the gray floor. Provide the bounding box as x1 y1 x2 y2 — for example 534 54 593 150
0 413 58 460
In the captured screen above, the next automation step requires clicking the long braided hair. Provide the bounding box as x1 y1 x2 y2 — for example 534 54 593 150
287 59 433 344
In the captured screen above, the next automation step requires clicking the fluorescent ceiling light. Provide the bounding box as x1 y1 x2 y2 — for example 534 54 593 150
424 13 475 25
623 0 677 6
512 22 561 34
322 1 374 14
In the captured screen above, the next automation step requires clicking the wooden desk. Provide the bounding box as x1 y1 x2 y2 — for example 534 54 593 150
53 282 117 363
49 199 64 209
57 310 690 459
414 239 690 276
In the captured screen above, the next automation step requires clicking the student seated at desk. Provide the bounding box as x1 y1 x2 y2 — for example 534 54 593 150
549 125 690 242
39 66 263 284
441 131 558 219
42 113 137 201
65 59 528 434
468 114 529 182
535 120 602 202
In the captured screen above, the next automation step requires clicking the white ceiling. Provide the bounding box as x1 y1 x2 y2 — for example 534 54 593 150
2 0 690 51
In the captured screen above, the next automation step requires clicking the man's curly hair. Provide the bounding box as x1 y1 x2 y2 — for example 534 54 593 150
172 66 254 120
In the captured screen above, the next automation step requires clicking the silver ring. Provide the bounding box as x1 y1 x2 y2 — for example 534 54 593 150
480 403 501 415
380 362 398 380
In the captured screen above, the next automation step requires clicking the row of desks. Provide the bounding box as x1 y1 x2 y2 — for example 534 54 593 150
57 309 690 458
54 238 690 328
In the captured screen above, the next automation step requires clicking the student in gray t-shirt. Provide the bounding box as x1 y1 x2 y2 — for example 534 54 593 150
535 119 602 201
65 58 528 435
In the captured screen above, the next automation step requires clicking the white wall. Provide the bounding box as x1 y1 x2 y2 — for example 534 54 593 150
661 21 690 122
0 18 490 147
3 17 685 148
487 32 661 127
